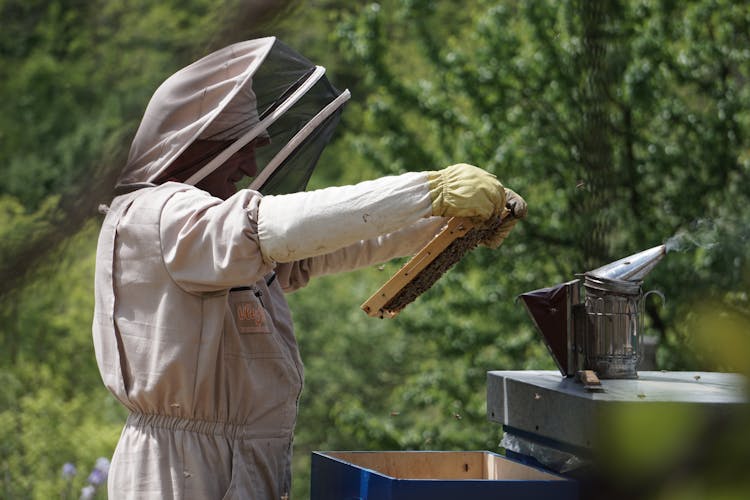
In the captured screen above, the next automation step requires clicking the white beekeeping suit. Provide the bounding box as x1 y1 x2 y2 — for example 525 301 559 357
93 38 513 499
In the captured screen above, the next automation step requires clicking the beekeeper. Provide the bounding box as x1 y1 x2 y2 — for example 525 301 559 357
93 38 525 499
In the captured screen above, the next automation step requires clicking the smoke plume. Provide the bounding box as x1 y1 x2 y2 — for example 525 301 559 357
665 219 719 254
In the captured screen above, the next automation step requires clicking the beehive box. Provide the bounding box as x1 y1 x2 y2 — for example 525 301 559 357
310 450 578 500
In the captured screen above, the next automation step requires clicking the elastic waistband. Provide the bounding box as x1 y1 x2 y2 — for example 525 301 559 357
125 413 289 440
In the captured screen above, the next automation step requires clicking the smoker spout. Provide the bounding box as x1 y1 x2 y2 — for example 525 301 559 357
587 244 666 282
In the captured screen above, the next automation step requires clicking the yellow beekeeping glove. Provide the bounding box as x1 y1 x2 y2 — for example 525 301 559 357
481 188 527 249
427 163 505 220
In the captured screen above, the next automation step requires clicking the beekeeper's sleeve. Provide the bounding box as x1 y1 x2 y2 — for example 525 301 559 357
274 216 446 292
258 171 433 264
160 187 275 294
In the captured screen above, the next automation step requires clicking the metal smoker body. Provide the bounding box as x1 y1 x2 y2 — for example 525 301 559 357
520 245 666 379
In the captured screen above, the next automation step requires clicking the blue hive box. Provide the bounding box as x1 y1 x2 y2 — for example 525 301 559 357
310 450 578 500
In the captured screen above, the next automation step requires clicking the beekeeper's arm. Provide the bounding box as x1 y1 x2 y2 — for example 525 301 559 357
258 163 505 265
274 216 446 292
160 164 505 294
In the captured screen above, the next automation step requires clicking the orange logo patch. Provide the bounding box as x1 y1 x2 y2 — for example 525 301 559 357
235 301 270 334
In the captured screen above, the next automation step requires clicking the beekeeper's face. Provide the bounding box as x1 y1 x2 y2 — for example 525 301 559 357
172 139 261 200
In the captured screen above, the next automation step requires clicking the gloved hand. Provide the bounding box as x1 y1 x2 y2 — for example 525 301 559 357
481 188 527 249
427 163 505 220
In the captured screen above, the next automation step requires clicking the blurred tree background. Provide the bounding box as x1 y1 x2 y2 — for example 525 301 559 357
1 0 748 498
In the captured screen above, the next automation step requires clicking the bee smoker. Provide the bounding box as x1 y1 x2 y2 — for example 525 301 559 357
519 245 666 379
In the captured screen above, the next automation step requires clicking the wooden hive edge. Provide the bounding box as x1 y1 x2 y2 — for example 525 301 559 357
360 217 475 318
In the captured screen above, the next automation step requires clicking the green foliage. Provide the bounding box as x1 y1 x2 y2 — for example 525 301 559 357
0 1 247 497
0 0 249 203
0 195 59 271
287 0 750 496
2 0 749 498
0 222 125 499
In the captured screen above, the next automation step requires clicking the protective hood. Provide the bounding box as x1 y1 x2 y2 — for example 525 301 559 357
117 37 350 195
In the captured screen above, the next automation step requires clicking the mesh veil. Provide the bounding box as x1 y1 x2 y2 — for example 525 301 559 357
197 39 348 194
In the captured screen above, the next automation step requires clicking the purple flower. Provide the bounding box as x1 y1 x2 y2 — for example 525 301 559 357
62 462 77 480
87 467 106 486
80 485 96 500
94 457 110 476
85 456 111 487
